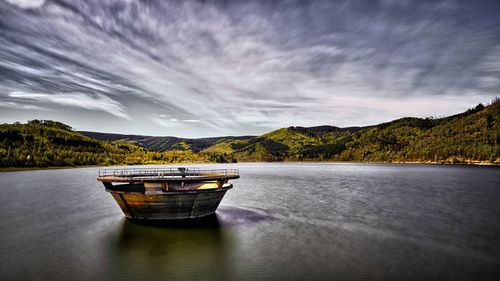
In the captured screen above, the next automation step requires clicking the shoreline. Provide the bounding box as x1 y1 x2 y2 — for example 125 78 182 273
1 160 498 172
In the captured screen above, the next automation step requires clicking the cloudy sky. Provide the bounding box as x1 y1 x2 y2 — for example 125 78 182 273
1 0 499 137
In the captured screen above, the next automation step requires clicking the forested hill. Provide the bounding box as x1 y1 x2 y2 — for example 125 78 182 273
0 120 224 167
224 101 499 163
78 131 254 152
1 99 499 168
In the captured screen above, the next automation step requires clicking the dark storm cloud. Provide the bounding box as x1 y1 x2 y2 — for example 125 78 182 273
0 0 499 137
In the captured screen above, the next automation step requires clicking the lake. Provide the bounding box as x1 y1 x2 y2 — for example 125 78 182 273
0 163 499 281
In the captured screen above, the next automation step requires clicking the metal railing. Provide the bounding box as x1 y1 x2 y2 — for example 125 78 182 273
98 167 239 179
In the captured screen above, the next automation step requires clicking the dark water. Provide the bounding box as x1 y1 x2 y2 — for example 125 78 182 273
1 163 499 281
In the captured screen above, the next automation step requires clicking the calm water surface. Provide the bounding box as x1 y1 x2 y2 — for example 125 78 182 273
0 163 499 281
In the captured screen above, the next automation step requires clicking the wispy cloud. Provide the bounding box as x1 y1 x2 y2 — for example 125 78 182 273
0 100 47 110
4 0 45 9
0 0 499 137
152 113 203 129
8 91 130 119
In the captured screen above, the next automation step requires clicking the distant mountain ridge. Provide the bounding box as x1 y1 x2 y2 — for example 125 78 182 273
79 131 255 152
79 125 362 154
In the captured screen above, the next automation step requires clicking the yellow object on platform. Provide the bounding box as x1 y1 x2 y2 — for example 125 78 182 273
197 183 219 190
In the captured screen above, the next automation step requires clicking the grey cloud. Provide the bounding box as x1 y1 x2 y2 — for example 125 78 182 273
0 0 499 137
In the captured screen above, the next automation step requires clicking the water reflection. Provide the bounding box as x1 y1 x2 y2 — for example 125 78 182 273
106 217 230 281
119 206 275 228
216 206 276 227
126 213 222 228
104 207 273 281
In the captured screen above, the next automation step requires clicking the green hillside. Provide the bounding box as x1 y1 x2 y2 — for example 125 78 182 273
230 100 500 163
0 120 206 168
1 99 499 168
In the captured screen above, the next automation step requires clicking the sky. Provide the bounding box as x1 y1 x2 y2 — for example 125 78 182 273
0 0 499 137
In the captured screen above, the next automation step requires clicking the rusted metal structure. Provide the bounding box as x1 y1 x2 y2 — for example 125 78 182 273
97 167 239 220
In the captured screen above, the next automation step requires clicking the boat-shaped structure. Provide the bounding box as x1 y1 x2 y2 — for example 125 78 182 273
97 168 239 220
